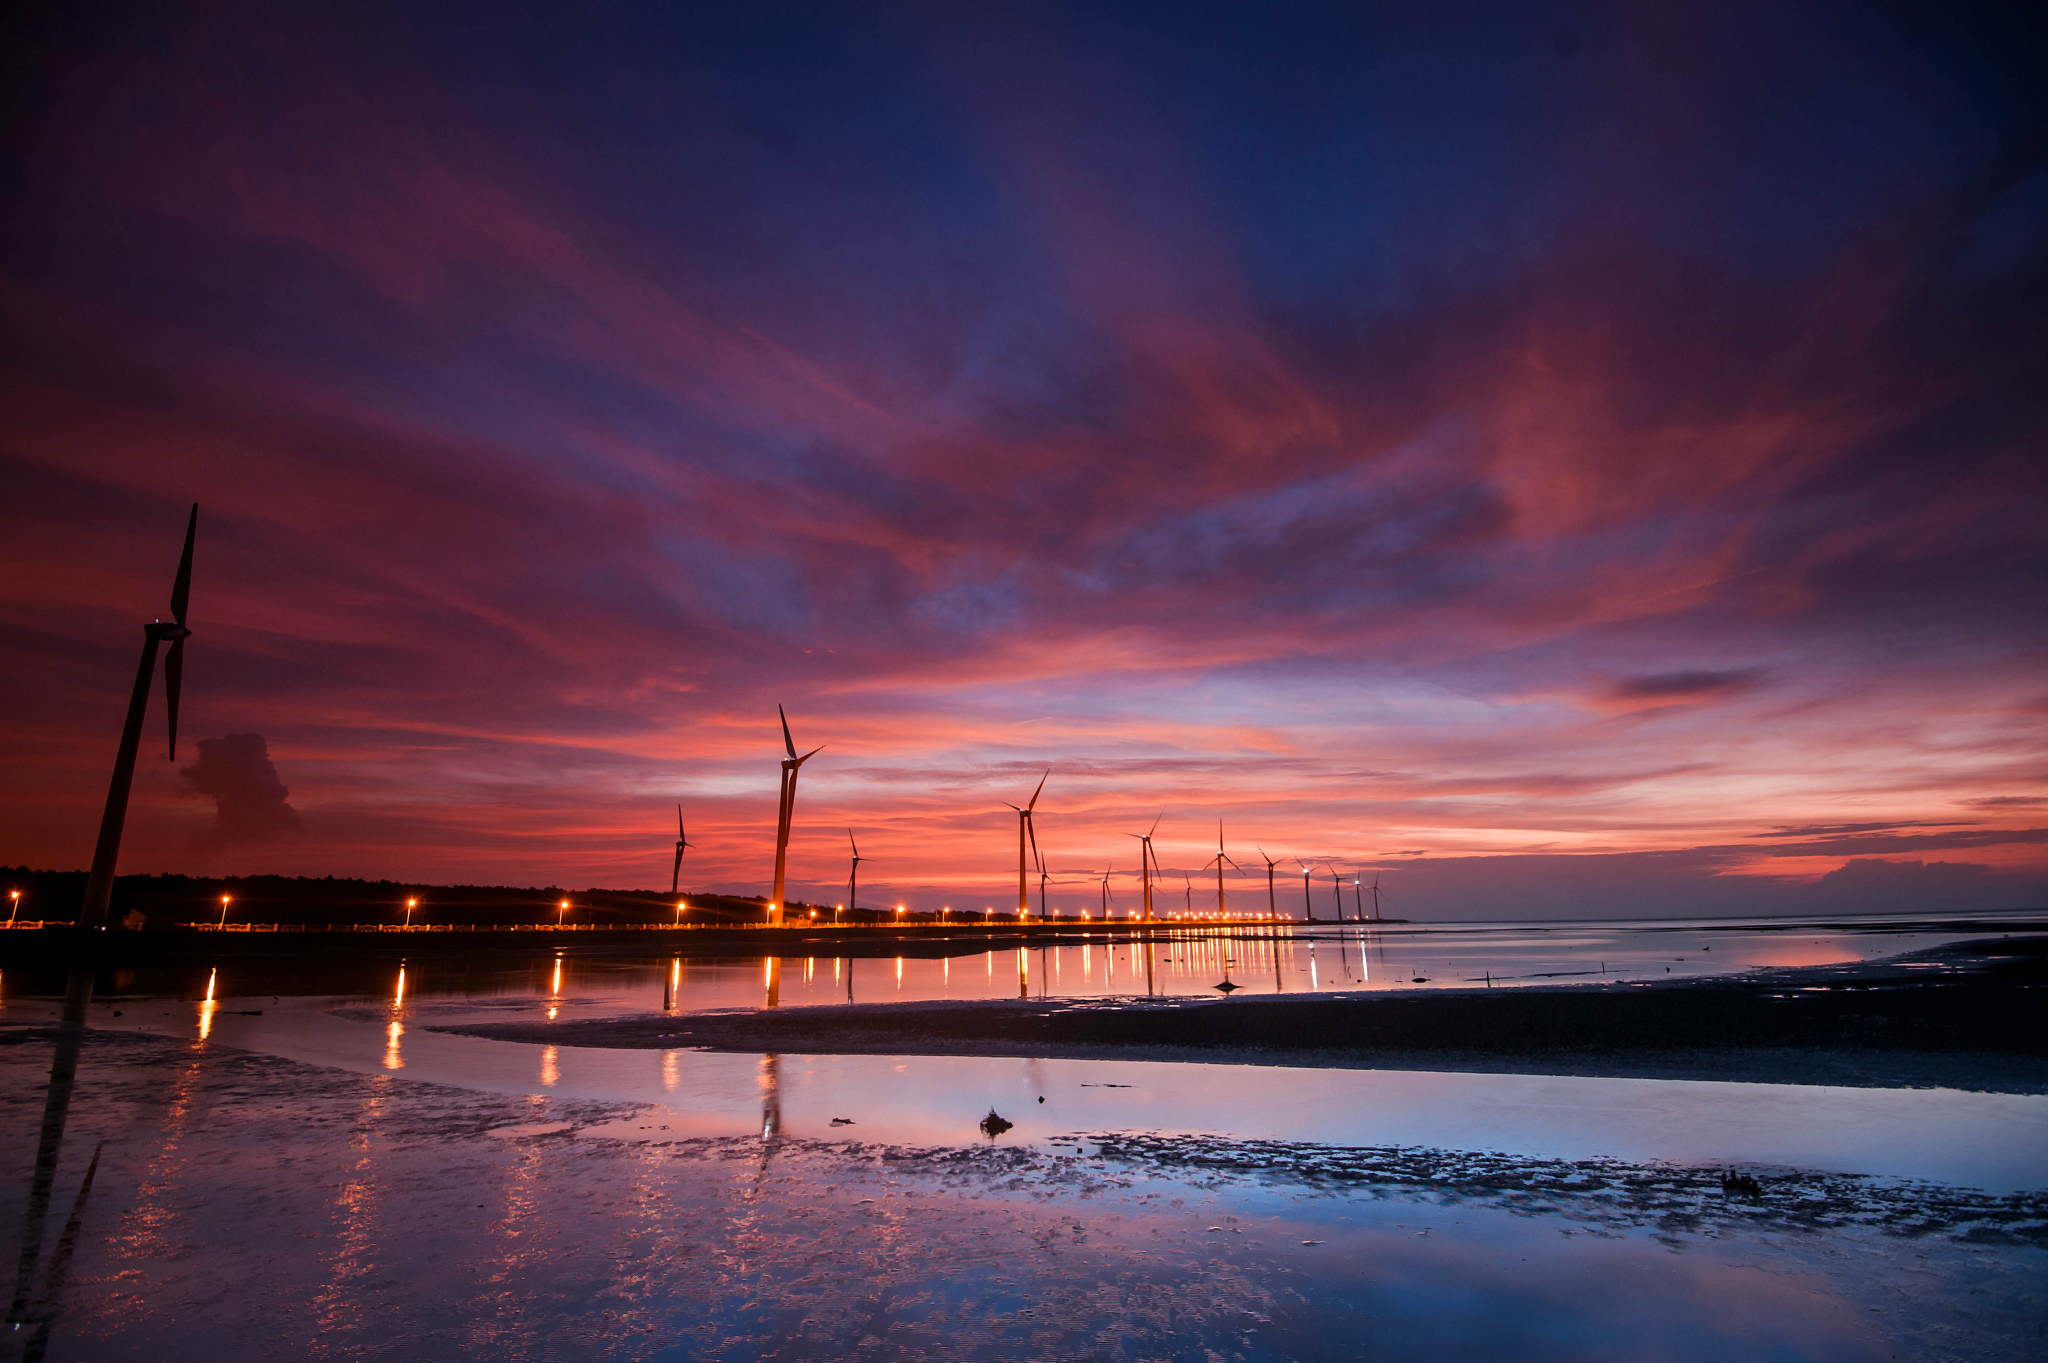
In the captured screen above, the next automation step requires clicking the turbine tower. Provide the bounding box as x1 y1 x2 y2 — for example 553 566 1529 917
670 806 695 895
1126 813 1163 922
80 504 197 929
845 830 865 925
1256 847 1279 920
770 706 821 926
1097 865 1114 918
1297 860 1316 924
1003 770 1048 920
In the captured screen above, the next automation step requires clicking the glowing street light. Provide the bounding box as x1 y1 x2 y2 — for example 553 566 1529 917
675 900 687 926
557 898 570 926
217 894 232 928
6 889 19 926
404 896 418 928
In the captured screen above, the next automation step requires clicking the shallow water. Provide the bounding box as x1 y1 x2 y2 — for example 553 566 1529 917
4 912 2044 1360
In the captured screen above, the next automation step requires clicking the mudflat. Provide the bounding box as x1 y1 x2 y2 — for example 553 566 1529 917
435 934 2048 1093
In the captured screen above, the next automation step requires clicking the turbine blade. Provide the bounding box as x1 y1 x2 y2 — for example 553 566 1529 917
848 828 859 856
1148 811 1163 836
163 636 184 761
1026 769 1048 812
779 705 797 759
170 503 197 625
1027 817 1040 866
678 804 686 838
793 744 823 764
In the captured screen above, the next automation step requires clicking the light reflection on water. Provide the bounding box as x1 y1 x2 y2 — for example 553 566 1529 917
2 1017 2039 1362
277 914 2035 1023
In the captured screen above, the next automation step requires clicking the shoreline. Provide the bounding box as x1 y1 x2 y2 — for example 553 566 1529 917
434 934 2048 1094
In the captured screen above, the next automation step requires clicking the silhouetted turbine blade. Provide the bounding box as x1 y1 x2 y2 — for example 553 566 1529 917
1027 817 1040 868
1026 769 1048 812
170 504 196 625
779 705 797 759
163 637 183 761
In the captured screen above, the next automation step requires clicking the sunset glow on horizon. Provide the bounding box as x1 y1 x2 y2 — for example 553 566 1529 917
1 2 2043 919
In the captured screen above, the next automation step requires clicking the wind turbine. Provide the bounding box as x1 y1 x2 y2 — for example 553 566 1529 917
770 706 821 926
1207 821 1244 917
1097 865 1115 919
1004 771 1048 920
1256 847 1280 921
670 806 694 895
1124 813 1164 922
1329 865 1347 922
1368 874 1386 921
1297 860 1316 924
845 830 865 925
80 504 197 929
1035 852 1052 921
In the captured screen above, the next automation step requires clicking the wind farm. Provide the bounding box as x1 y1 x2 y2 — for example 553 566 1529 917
6 6 2046 1359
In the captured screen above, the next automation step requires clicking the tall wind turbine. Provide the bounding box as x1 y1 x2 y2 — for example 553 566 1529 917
770 706 821 926
80 504 197 929
1329 866 1346 922
1097 866 1114 918
1035 852 1051 921
1004 770 1048 920
1368 874 1386 921
1297 860 1316 924
1256 847 1279 921
845 830 865 925
1126 813 1163 922
670 806 695 895
1208 821 1243 916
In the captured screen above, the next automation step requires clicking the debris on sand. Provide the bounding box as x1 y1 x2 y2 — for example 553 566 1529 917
979 1108 1014 1138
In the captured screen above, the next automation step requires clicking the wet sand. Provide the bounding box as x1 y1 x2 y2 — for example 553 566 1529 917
438 934 2048 1094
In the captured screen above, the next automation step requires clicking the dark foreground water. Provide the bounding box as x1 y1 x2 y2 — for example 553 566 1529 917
4 914 2045 1361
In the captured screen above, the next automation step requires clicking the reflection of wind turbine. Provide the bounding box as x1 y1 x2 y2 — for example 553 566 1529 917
1126 813 1163 922
7 968 99 1343
770 706 821 926
1004 771 1049 920
1256 847 1279 920
670 806 694 895
81 504 197 928
845 830 865 925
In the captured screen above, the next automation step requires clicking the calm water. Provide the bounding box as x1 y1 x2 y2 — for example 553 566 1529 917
4 912 2044 1360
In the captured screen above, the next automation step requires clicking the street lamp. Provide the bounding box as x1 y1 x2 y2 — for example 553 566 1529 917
557 898 570 926
6 890 18 926
404 896 418 928
675 901 687 926
217 894 232 928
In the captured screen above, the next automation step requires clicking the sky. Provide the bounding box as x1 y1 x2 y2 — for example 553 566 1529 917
2 0 2045 920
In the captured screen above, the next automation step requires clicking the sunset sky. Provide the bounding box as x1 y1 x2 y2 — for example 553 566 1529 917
3 1 2044 919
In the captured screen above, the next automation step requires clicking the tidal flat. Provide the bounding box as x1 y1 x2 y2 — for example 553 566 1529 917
3 1029 2044 1362
5 920 2045 1360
